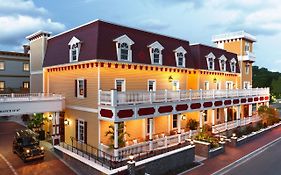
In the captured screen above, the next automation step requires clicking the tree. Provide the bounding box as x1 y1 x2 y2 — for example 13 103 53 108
27 113 46 131
271 77 281 98
105 123 130 148
258 105 280 126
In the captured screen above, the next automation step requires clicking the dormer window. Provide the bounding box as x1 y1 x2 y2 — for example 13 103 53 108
113 35 134 62
219 55 227 71
68 36 81 62
148 41 164 65
230 58 237 72
174 46 187 67
206 52 215 70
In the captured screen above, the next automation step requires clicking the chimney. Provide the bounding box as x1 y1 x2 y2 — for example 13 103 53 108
23 44 30 54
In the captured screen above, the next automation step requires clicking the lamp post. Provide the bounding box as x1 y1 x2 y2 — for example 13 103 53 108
127 154 136 175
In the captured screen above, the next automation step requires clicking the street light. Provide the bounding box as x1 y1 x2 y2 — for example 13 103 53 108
127 154 135 175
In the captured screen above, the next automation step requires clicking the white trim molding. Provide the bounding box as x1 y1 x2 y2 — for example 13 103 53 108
205 52 216 70
113 34 134 62
230 58 237 73
174 46 187 68
218 55 227 71
148 41 164 65
68 36 81 63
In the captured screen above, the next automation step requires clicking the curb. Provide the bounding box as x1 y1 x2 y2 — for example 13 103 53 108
212 134 281 175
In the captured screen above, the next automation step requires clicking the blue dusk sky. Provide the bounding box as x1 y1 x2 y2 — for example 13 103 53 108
0 0 281 71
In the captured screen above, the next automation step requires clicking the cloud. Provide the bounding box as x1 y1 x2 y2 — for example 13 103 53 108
0 0 65 51
137 19 170 30
153 0 204 8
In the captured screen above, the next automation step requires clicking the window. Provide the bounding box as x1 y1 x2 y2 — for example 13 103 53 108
204 81 209 90
219 55 227 71
245 42 250 52
226 81 233 90
245 63 250 75
148 41 164 65
152 48 160 64
68 36 81 62
0 61 4 70
216 82 221 90
0 81 4 91
23 82 29 89
204 111 207 122
172 114 178 128
148 80 156 91
230 58 237 73
78 120 85 142
120 43 129 60
174 46 187 67
216 109 220 120
113 35 134 62
75 79 87 98
243 81 250 89
115 79 125 92
206 52 215 70
23 63 29 71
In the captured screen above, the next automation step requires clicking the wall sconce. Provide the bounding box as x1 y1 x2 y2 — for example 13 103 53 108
181 115 187 120
64 119 70 126
48 115 52 121
168 76 173 83
213 78 217 83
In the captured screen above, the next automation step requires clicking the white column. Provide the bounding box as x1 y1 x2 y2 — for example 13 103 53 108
177 114 181 143
211 109 215 133
51 112 60 145
199 112 203 132
114 122 119 157
256 103 259 111
236 106 241 126
224 108 228 130
249 104 252 117
149 118 153 151
266 102 269 107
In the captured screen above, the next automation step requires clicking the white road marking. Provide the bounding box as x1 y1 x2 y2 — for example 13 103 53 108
0 153 18 175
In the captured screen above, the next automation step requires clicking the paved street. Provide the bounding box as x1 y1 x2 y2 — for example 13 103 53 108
0 122 76 175
225 138 281 175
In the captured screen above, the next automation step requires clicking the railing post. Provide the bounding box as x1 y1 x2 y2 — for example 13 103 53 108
212 89 215 99
189 89 192 100
11 93 14 98
164 89 168 102
200 89 203 100
111 89 117 106
149 91 153 103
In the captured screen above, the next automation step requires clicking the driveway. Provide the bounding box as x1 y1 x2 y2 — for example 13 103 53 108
0 122 76 175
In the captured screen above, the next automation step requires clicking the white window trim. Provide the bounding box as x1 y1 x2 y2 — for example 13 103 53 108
174 46 187 68
78 119 85 143
230 58 237 73
115 78 126 92
148 41 164 65
225 81 233 90
205 52 216 70
147 79 156 91
218 55 227 71
77 78 85 99
113 35 134 62
68 36 81 63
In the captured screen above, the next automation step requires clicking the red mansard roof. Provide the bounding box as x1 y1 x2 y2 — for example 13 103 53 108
43 19 239 73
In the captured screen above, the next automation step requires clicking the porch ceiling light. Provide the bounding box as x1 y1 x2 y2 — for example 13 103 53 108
129 154 134 161
232 133 236 137
181 115 187 120
64 119 70 126
168 75 173 83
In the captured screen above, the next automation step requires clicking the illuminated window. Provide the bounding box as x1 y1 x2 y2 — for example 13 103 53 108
172 114 178 128
0 81 4 91
0 61 4 70
23 63 29 71
23 82 29 89
78 119 85 142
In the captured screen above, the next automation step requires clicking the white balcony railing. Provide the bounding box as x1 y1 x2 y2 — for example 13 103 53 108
99 88 269 106
0 93 64 102
212 116 262 133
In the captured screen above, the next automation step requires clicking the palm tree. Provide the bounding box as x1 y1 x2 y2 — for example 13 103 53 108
105 123 130 148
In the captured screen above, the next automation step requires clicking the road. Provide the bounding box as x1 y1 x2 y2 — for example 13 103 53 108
225 138 281 175
0 122 76 175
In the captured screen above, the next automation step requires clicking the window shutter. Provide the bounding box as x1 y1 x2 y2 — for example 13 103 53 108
75 80 77 97
75 119 78 140
84 79 87 98
84 121 87 144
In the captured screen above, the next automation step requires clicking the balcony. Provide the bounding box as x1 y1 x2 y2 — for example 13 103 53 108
98 88 270 122
238 51 256 62
0 93 65 116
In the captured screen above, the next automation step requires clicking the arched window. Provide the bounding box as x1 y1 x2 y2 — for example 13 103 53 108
153 48 160 64
230 58 237 72
120 42 129 60
219 55 227 71
174 46 187 67
68 36 81 62
205 52 215 70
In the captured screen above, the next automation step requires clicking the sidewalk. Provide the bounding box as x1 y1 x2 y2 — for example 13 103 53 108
184 125 281 175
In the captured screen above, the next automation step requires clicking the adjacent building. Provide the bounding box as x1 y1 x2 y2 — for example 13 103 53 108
0 50 30 93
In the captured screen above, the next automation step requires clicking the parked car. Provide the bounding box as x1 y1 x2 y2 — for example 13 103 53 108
13 129 45 162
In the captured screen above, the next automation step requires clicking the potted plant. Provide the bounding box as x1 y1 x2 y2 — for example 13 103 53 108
186 119 199 130
105 123 130 148
27 113 46 140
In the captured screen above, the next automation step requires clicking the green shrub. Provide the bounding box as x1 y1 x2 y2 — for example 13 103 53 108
193 131 220 149
186 119 199 130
